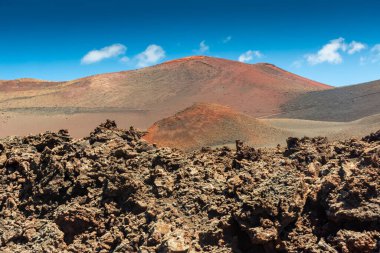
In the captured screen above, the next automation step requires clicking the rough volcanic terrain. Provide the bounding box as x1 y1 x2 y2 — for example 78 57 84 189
278 80 380 122
144 103 289 151
0 120 379 252
0 56 331 137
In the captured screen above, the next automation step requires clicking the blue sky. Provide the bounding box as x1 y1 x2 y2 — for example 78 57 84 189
0 0 380 86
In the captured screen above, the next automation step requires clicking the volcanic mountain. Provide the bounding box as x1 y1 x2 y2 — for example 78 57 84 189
0 78 61 92
278 79 380 121
143 103 289 151
0 56 331 136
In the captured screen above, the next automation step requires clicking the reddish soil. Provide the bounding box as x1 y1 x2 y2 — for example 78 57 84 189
0 78 62 92
143 103 289 151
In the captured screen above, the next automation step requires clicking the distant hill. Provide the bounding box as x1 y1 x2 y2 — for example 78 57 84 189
143 103 289 151
0 56 330 128
278 80 380 121
0 78 61 92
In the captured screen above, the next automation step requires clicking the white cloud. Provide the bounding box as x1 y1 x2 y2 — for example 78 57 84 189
291 60 303 68
195 40 209 54
372 44 380 53
119 56 130 63
360 56 367 66
355 44 380 65
238 50 263 63
306 38 346 65
81 43 127 64
370 44 380 63
135 44 166 67
223 36 232 43
348 41 366 54
305 38 367 65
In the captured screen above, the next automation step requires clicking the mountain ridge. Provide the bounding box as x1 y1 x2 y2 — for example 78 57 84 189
0 56 331 125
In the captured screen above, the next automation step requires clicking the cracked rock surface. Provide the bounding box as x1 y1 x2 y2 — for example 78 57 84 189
0 121 379 252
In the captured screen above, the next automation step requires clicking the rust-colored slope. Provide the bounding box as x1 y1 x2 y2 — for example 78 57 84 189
143 103 289 151
0 56 331 128
0 78 62 92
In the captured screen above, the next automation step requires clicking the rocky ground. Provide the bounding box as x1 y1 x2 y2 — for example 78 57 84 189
0 120 379 252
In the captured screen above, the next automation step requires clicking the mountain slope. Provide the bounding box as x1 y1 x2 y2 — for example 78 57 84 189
0 78 62 92
0 56 330 128
143 103 289 150
278 80 380 121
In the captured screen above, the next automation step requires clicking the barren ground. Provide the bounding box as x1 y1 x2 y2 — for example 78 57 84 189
0 121 379 252
2 111 380 151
